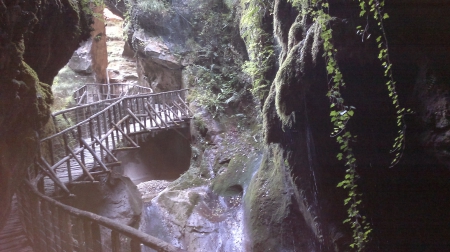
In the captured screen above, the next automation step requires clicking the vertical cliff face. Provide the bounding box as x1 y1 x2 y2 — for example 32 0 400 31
69 6 108 83
259 0 450 250
119 0 450 250
0 0 91 229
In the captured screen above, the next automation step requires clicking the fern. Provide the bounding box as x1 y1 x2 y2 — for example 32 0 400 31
240 0 275 101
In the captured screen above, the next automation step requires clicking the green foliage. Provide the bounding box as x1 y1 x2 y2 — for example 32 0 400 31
355 0 412 168
80 0 105 17
51 66 84 111
288 0 372 250
136 0 171 14
317 7 370 251
240 0 275 101
187 65 242 117
292 0 412 249
242 52 273 99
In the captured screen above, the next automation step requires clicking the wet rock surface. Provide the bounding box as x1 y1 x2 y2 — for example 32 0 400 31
137 180 171 202
62 176 142 227
142 185 246 251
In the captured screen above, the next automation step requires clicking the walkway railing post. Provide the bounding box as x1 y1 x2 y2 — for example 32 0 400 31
21 88 192 252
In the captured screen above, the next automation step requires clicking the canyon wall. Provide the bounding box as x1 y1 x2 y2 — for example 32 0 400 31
129 0 450 250
0 0 91 228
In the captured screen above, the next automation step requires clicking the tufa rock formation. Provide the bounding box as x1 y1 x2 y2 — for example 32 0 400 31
0 0 91 229
130 0 450 250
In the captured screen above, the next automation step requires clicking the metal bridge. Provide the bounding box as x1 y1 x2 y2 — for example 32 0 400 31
3 83 193 252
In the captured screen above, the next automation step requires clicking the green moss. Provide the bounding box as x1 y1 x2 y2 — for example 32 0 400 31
20 62 52 123
137 0 171 15
272 20 321 126
244 145 288 249
244 145 320 251
211 152 261 196
273 42 302 125
168 167 209 191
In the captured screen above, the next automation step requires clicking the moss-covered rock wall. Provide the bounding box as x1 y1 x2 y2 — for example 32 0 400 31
258 0 450 250
0 0 91 229
120 0 450 250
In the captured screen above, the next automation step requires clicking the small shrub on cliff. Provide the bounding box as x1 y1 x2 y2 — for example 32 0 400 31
137 0 171 14
187 65 243 118
240 0 275 102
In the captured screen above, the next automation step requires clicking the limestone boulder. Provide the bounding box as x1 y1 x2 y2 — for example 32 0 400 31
69 39 93 74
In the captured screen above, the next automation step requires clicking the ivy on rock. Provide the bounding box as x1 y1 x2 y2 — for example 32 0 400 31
355 0 412 167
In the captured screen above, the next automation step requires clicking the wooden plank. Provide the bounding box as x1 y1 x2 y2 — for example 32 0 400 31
75 218 87 252
172 100 188 117
59 208 74 252
81 138 109 172
67 181 100 185
24 181 184 252
127 108 148 131
38 159 71 195
111 146 140 152
66 147 95 181
98 114 129 143
42 98 125 142
162 94 169 124
77 90 87 105
166 104 183 123
0 195 33 252
130 239 142 252
94 137 119 162
146 102 169 128
177 94 194 116
78 126 86 171
63 134 72 183
110 122 139 148
40 200 55 252
91 222 102 252
96 115 104 161
50 201 62 252
111 230 121 252
144 104 160 129
83 220 94 252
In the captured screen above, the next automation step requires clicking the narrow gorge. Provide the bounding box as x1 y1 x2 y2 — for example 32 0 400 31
1 0 450 251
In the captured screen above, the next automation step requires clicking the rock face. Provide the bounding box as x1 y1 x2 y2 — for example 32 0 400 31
104 9 138 85
129 0 450 251
128 23 182 92
104 0 127 18
259 0 450 250
132 30 183 92
69 6 108 83
0 0 91 229
62 176 142 228
125 0 248 92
